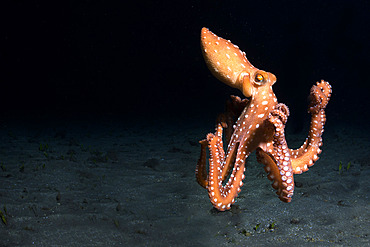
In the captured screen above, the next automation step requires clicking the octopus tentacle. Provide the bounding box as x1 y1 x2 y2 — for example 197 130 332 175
290 80 332 174
196 124 228 189
195 95 248 191
206 124 246 211
195 139 208 188
216 96 249 181
217 95 250 145
257 104 294 202
215 124 226 162
308 80 332 114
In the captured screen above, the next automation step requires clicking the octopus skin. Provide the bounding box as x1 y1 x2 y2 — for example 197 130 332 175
195 28 332 211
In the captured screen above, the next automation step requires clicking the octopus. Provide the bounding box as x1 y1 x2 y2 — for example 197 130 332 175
196 28 332 211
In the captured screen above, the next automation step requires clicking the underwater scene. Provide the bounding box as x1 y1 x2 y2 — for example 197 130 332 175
1 1 369 246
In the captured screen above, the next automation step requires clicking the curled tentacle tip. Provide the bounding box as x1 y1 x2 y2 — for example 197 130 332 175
309 80 332 113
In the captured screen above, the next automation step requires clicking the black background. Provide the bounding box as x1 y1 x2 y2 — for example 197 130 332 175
3 1 370 126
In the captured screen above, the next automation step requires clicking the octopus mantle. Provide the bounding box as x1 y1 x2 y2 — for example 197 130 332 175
196 28 332 211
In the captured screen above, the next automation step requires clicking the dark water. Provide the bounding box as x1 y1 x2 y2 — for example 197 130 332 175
1 1 369 246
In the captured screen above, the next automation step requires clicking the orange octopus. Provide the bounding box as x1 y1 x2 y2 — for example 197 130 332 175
196 28 332 211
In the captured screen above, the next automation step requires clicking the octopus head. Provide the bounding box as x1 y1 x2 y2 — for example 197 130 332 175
201 27 276 97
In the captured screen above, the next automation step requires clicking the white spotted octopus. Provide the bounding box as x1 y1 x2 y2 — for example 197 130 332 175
196 28 332 211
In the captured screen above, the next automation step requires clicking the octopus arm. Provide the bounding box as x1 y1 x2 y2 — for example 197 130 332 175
195 96 247 191
290 80 332 174
256 148 294 202
206 126 246 211
195 139 209 188
217 95 249 144
256 103 295 202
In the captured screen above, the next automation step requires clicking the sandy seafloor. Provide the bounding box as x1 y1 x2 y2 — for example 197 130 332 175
0 114 369 247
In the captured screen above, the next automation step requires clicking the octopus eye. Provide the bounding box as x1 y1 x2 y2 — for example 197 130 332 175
254 73 265 85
